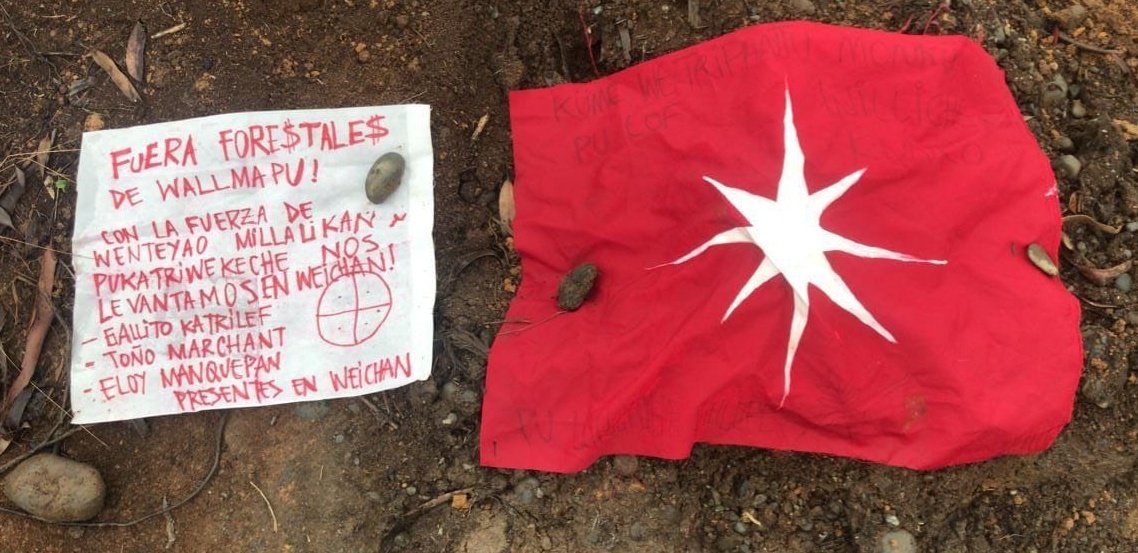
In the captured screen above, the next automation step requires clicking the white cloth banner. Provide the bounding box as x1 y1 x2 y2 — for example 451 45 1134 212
70 105 435 423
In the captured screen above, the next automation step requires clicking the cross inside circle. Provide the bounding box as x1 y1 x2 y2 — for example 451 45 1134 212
315 270 393 347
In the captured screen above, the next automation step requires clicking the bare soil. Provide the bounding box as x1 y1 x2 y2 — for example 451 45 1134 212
2 1 1138 552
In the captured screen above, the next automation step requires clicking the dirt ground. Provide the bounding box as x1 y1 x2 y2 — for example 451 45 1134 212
2 0 1138 552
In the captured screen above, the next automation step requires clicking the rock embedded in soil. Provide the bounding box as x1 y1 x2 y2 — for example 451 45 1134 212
1116 273 1133 293
1080 326 1128 409
789 0 816 14
364 152 406 204
2 453 105 522
557 263 598 311
1054 136 1075 152
879 530 917 553
1055 155 1082 180
1054 4 1088 31
1071 100 1087 118
1040 76 1068 110
295 400 331 420
612 455 639 476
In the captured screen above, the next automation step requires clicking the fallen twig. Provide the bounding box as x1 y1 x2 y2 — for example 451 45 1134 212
0 425 78 476
379 487 476 552
150 22 186 39
249 480 279 532
0 235 85 258
162 497 176 549
922 2 948 35
499 311 567 337
0 413 228 526
28 382 108 449
359 395 399 430
578 4 600 78
1063 214 1121 234
1058 32 1124 55
404 487 475 519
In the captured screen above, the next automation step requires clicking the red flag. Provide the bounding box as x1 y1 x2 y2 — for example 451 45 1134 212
481 22 1082 472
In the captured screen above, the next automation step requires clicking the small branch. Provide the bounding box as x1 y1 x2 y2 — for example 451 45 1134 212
1058 32 1124 55
577 4 600 78
249 480 279 533
403 487 474 519
0 426 79 476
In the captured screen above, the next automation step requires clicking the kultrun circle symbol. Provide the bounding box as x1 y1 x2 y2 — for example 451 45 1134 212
315 270 393 347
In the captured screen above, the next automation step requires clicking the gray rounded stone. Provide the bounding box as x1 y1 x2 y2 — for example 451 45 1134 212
789 0 817 15
295 400 330 420
1055 155 1082 179
2 453 105 522
1056 5 1088 31
364 152 406 204
1115 273 1133 293
1054 136 1075 152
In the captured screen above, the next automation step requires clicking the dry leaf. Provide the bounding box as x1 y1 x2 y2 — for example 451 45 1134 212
1114 119 1138 141
1076 260 1133 286
1 168 26 215
3 389 31 431
1026 243 1058 276
1063 214 1121 234
90 49 142 102
126 20 147 84
33 131 54 180
0 249 56 424
498 179 515 233
0 208 13 232
1067 191 1082 214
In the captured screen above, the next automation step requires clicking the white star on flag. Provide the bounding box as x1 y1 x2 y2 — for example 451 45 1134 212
668 87 947 406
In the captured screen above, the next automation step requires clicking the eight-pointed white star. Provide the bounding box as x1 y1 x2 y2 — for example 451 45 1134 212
668 88 947 407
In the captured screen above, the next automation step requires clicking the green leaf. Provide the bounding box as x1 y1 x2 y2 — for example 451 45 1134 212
54 178 69 191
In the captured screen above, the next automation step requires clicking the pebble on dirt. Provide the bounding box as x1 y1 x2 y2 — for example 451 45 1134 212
1071 100 1087 118
1115 273 1133 293
1080 326 1128 409
1054 135 1075 152
557 263 598 311
1054 155 1082 180
1053 4 1089 31
879 529 917 553
364 152 406 204
789 0 817 15
612 455 639 476
2 453 106 522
